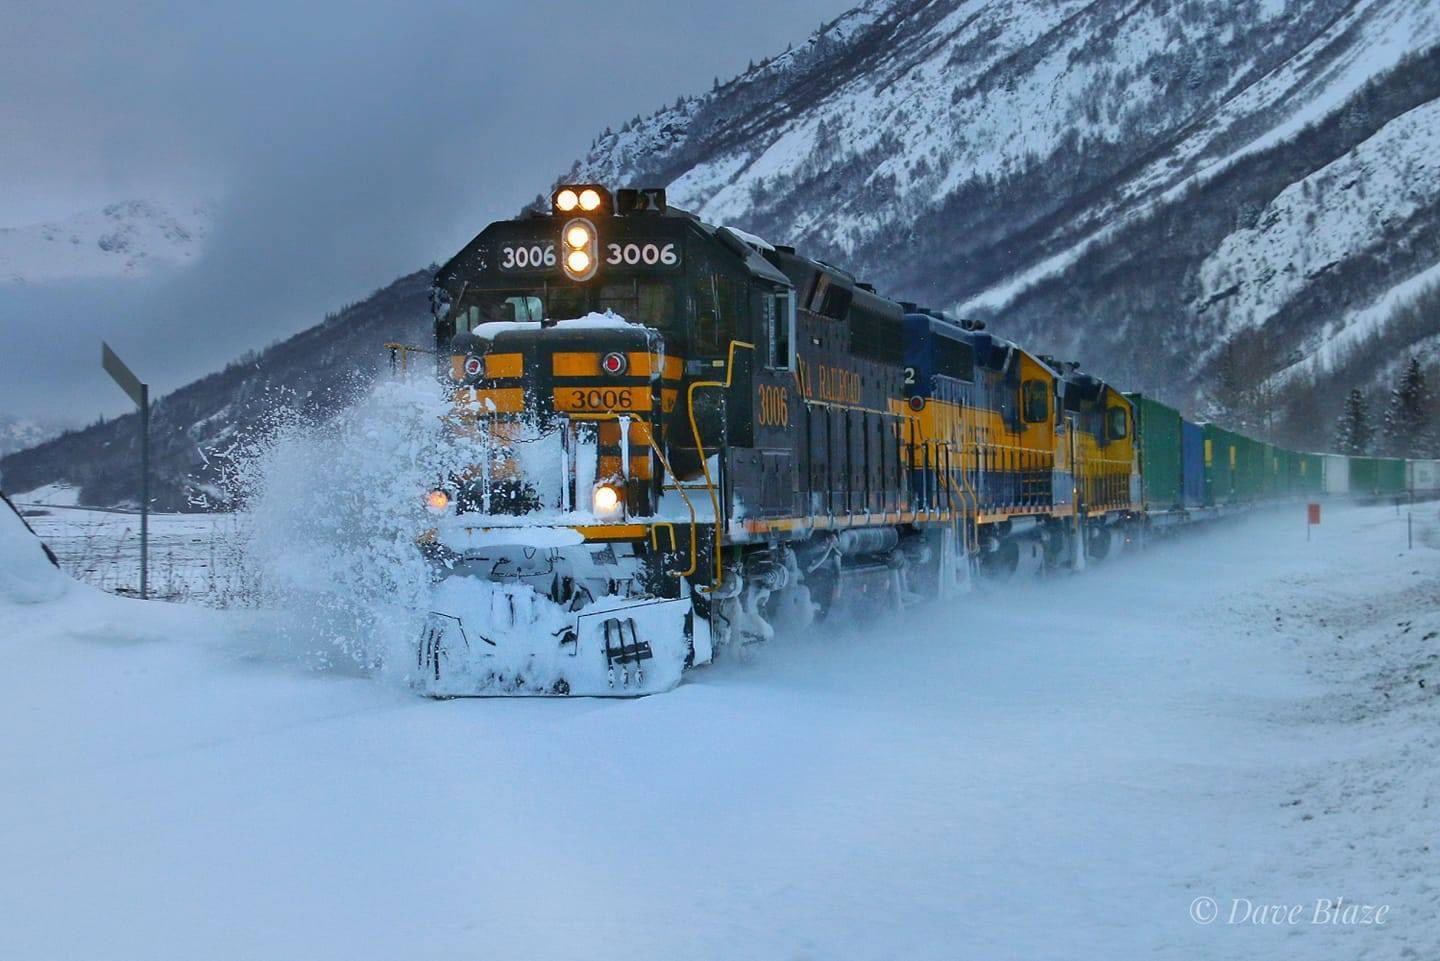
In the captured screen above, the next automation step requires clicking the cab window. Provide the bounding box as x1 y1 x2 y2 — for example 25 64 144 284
458 290 565 326
694 271 742 355
1106 407 1128 440
598 280 676 328
456 296 543 330
1021 379 1049 423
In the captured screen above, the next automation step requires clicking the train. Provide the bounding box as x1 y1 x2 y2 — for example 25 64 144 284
410 183 1436 697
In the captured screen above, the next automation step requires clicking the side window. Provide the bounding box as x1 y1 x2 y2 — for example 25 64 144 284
694 272 740 355
765 288 794 370
934 337 974 381
1021 379 1049 423
1106 406 1128 439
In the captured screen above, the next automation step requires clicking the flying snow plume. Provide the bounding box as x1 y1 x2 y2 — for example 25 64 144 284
228 375 464 679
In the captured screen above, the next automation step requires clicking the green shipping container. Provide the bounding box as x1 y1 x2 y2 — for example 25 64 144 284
1297 453 1324 494
1350 457 1379 493
1127 393 1183 510
1233 434 1266 501
1376 457 1407 494
1275 447 1293 496
1202 423 1237 505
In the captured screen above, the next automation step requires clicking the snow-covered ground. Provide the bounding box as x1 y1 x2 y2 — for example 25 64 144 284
16 503 250 605
1 501 1437 960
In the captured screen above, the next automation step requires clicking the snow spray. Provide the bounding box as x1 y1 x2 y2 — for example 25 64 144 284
223 375 467 679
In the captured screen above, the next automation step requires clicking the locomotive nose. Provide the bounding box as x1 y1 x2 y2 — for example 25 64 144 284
442 317 683 519
448 320 677 419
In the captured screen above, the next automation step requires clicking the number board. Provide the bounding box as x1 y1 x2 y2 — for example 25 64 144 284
553 386 649 413
603 241 681 269
497 242 557 272
496 239 683 274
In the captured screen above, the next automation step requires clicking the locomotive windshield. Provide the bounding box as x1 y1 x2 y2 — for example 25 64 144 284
451 277 682 333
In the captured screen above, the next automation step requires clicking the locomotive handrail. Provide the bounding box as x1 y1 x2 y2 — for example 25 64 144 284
952 404 981 557
385 341 437 374
561 408 703 577
687 339 755 593
645 437 700 577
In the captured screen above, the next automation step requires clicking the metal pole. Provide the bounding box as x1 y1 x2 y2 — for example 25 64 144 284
102 342 151 599
1410 511 1414 551
140 384 149 600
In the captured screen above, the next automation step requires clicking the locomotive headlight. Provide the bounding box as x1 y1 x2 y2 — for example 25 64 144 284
592 483 622 517
424 489 451 513
463 355 485 379
561 217 598 281
553 184 611 215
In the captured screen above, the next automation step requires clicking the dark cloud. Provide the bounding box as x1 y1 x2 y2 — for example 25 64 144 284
0 0 850 422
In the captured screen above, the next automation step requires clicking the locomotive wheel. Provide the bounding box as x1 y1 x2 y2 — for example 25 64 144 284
979 538 1020 581
1087 525 1113 563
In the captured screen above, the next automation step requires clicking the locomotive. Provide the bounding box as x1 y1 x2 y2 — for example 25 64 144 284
416 184 1143 696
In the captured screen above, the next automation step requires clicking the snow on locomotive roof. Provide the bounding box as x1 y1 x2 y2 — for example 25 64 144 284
719 225 774 251
552 311 633 330
468 311 640 338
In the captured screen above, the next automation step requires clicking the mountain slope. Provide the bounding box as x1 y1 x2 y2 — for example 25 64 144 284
565 0 1440 445
0 200 215 285
9 0 1440 509
0 272 432 509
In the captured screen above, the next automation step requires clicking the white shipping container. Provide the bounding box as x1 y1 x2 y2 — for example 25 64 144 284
1409 459 1440 493
1324 454 1350 495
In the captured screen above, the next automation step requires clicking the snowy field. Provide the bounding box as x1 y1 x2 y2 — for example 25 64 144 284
2 501 1438 960
17 503 250 604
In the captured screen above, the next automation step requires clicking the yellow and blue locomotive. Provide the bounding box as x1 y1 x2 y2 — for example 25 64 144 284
418 184 1140 695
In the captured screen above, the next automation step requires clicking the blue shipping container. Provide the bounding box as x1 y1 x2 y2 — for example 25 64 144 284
1181 419 1206 508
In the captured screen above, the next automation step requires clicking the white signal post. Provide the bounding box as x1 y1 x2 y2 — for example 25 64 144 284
101 343 150 600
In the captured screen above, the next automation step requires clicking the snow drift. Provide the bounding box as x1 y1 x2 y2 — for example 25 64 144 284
2 503 1435 960
0 491 64 604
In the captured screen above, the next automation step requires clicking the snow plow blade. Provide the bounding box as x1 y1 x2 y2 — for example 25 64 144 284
414 592 702 698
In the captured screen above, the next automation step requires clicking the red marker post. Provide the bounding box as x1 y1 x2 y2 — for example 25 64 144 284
1307 502 1321 541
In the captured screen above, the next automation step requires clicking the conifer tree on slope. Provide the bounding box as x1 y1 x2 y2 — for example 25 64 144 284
1380 358 1432 457
1335 388 1372 455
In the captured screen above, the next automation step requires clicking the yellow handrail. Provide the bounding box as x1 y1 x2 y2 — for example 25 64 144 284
561 410 702 577
686 340 755 591
384 342 436 374
644 434 701 576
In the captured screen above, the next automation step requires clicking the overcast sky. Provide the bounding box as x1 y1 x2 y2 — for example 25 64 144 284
0 0 851 424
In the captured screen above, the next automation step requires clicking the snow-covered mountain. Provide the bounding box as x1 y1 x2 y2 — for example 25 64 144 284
11 0 1440 509
0 415 55 459
0 200 214 285
563 0 1440 446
